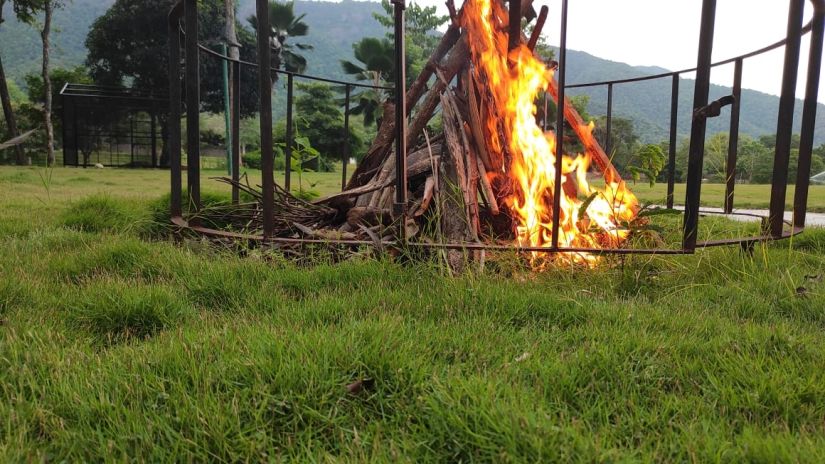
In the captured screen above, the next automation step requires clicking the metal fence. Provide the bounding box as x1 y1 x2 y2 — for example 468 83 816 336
61 83 167 168
168 0 825 256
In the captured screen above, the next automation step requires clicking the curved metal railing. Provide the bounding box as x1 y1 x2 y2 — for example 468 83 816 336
167 0 825 256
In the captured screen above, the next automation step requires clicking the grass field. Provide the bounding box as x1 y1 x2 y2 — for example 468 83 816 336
2 165 825 461
3 164 824 212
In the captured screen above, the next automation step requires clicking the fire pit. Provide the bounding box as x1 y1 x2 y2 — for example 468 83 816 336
166 0 824 271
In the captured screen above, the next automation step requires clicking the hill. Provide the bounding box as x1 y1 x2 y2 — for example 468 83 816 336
0 0 115 83
3 0 823 144
563 48 825 145
0 0 384 88
237 0 386 81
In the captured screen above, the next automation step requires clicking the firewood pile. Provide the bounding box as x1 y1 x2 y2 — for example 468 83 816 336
198 0 638 270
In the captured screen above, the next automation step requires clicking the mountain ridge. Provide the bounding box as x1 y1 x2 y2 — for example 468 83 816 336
2 0 823 144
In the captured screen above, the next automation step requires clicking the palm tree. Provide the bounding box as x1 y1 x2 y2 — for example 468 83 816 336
247 1 311 77
340 37 395 127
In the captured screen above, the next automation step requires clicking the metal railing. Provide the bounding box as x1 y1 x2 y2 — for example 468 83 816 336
168 0 824 255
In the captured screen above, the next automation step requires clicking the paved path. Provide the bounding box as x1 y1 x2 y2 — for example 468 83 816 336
669 206 825 227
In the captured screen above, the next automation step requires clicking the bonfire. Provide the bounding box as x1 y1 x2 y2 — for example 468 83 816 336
216 0 641 270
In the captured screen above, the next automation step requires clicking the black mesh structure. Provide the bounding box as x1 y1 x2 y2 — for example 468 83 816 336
61 83 169 167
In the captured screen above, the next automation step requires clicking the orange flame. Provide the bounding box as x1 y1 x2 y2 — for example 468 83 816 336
462 0 639 265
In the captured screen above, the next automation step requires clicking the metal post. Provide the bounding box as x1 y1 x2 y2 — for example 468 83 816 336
184 0 201 222
342 84 351 191
683 0 716 251
667 73 679 209
605 83 613 154
392 0 408 218
232 60 241 204
168 7 182 217
256 0 275 238
794 0 825 229
724 58 743 214
129 116 134 166
285 73 294 192
60 94 68 166
151 112 158 168
768 0 805 238
551 0 568 250
221 43 232 176
72 99 79 168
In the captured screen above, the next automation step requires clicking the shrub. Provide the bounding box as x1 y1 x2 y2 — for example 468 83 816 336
242 149 286 170
201 128 225 146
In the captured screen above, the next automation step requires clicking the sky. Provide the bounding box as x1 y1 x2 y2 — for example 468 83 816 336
412 0 823 102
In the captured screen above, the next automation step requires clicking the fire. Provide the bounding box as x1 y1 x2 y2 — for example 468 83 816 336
462 0 639 265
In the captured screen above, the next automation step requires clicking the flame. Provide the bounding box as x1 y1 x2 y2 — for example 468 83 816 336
462 0 639 265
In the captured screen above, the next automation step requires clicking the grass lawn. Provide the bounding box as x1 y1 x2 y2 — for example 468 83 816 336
626 181 825 213
2 165 825 461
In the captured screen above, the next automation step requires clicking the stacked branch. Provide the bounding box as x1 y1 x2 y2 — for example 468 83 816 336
197 0 627 269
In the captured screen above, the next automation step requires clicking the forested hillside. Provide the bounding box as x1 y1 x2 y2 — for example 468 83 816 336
0 0 115 83
237 0 386 81
3 0 824 144
564 49 825 145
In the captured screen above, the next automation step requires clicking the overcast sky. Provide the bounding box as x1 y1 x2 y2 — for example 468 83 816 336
413 0 822 102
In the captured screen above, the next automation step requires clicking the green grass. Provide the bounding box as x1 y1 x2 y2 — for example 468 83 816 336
2 166 825 461
626 181 825 212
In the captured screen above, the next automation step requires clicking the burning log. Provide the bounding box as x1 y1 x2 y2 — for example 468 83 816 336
194 0 640 269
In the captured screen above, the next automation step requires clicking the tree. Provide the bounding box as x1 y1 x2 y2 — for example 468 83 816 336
247 1 311 77
279 82 362 170
702 132 730 182
22 66 90 147
592 116 639 174
39 0 65 166
372 0 447 80
0 0 45 165
628 144 666 187
340 37 394 126
85 0 260 164
340 0 447 127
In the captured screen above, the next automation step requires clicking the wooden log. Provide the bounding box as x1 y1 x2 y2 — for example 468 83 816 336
414 176 436 217
441 92 470 226
293 222 357 240
379 186 394 210
347 18 462 192
346 206 394 228
439 142 471 274
476 154 499 215
346 101 395 190
439 90 480 273
318 143 440 207
466 71 494 172
520 0 537 21
366 152 395 207
406 23 462 111
407 34 470 147
462 126 481 240
527 6 549 51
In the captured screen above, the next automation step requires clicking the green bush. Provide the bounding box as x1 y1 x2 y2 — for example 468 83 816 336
242 149 286 171
200 128 225 146
242 150 261 169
